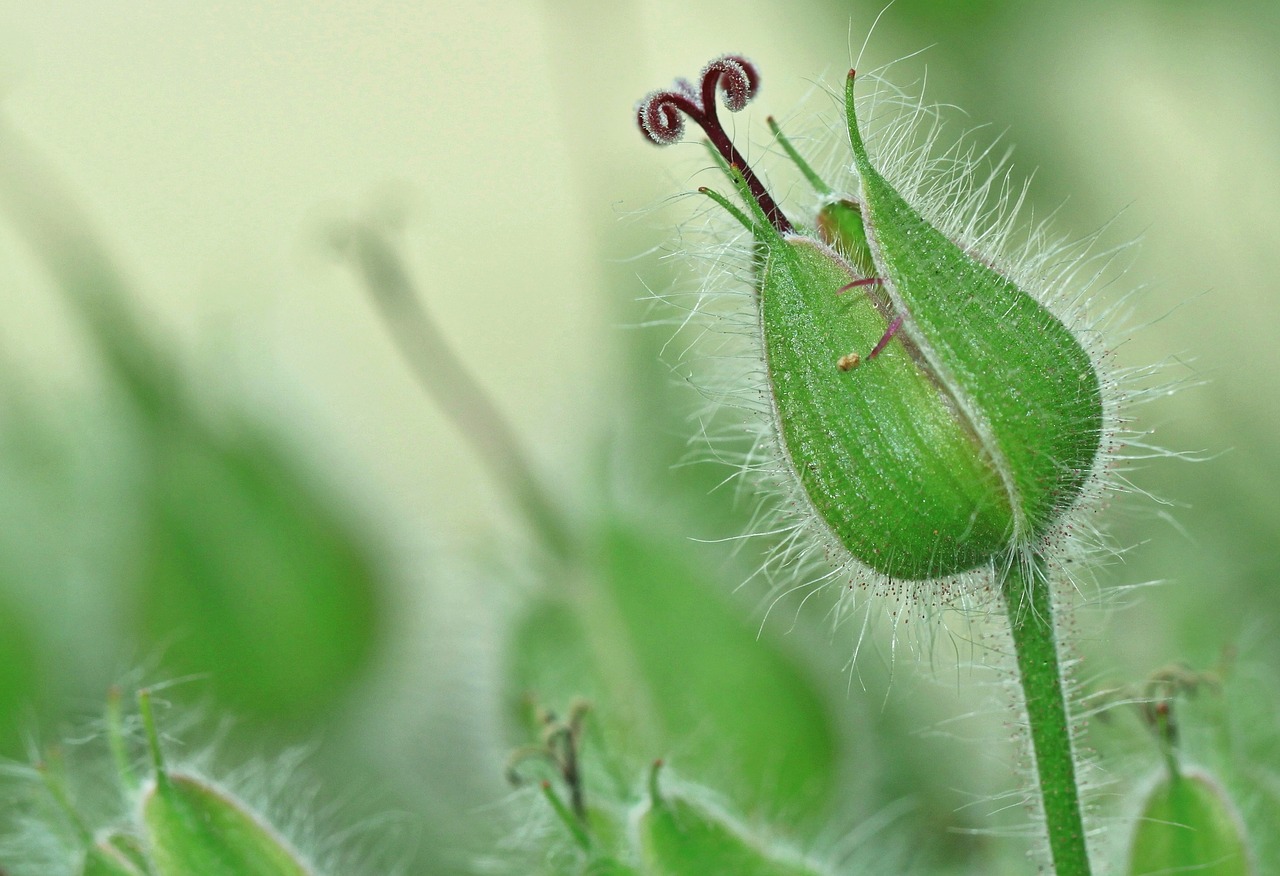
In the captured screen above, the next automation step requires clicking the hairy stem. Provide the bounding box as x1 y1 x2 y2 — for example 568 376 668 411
1002 555 1091 876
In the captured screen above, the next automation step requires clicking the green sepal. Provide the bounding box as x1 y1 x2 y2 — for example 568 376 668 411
842 71 1103 550
140 774 315 876
1127 771 1251 875
758 232 1012 578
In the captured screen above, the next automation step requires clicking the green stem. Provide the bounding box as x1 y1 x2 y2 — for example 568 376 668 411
37 751 94 844
106 685 140 793
136 688 168 781
340 224 575 561
540 781 592 852
766 117 833 195
0 120 177 418
1002 554 1091 876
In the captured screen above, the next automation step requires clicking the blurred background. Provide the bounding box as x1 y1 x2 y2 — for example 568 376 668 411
0 1 1277 873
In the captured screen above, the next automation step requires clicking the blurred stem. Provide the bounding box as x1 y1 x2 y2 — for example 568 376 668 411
1002 555 1091 876
137 688 168 781
106 686 139 793
0 120 175 418
341 225 574 561
37 750 93 843
540 781 591 852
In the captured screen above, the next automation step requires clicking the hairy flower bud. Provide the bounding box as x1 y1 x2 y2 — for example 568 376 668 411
637 56 1105 583
135 691 318 876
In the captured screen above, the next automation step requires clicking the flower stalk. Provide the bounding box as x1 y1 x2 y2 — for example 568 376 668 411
335 223 575 562
1004 555 1091 876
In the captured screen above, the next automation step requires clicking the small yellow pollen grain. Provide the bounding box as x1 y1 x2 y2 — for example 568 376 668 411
837 352 861 371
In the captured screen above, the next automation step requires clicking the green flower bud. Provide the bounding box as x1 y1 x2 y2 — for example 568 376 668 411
637 763 829 876
637 56 1105 582
135 690 317 876
1127 771 1251 876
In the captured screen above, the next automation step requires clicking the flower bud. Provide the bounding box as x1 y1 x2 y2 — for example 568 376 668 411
135 690 317 876
637 762 829 876
1127 771 1250 875
637 57 1104 581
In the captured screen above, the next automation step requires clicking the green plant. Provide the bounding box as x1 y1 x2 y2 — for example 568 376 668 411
1 21 1274 876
